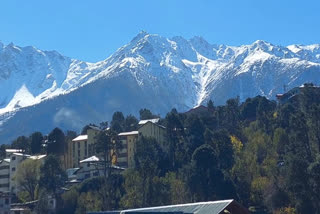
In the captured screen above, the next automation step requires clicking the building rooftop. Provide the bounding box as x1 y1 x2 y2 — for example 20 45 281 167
88 125 101 131
66 168 80 177
79 155 100 163
72 135 88 142
118 131 139 136
88 199 249 214
138 118 160 125
5 149 24 153
138 121 166 130
12 153 30 157
29 154 46 160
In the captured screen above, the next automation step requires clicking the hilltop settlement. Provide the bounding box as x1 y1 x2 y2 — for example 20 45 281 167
0 83 320 214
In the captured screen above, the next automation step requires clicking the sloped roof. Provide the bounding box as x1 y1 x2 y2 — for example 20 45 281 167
88 125 101 131
79 155 99 163
66 168 80 177
72 135 88 142
138 118 160 125
124 200 233 213
88 199 249 214
29 154 46 160
118 131 139 136
138 121 166 130
12 153 30 157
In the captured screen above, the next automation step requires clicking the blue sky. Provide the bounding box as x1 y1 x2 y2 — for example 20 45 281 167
0 0 319 62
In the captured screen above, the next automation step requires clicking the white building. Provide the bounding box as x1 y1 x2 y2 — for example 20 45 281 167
67 156 124 182
77 156 102 180
0 150 46 195
8 153 30 194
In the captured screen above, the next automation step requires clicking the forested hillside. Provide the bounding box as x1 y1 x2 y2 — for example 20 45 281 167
4 85 320 214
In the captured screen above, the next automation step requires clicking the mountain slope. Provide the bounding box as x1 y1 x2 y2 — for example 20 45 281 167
1 32 320 143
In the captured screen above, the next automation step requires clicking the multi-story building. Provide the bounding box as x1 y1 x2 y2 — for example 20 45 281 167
117 131 139 168
8 153 30 194
0 150 46 195
138 119 166 146
69 126 100 168
0 151 46 214
0 159 10 193
115 119 166 168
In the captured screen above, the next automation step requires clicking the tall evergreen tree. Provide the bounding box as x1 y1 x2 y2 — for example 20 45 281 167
47 127 66 155
39 155 66 195
95 129 120 177
30 132 43 154
110 111 125 133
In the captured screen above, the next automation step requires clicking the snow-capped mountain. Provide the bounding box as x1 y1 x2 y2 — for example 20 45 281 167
1 32 320 143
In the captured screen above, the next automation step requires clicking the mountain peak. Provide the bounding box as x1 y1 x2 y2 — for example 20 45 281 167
252 40 272 47
2 34 320 144
249 40 275 53
131 31 149 42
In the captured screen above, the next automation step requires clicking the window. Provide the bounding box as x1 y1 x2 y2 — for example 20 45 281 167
0 166 9 170
89 145 93 156
11 167 15 172
85 141 88 156
5 198 9 205
11 156 16 161
73 143 75 157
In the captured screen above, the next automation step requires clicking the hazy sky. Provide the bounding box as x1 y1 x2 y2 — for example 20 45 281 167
0 0 319 62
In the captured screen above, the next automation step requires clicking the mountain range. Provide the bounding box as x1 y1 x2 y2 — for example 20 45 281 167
1 31 320 143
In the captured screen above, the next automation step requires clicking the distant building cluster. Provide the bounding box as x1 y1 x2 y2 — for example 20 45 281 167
0 105 220 213
0 149 46 214
65 118 166 183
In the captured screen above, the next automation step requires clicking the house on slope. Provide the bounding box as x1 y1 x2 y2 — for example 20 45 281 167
114 118 166 168
66 156 125 183
138 118 166 146
68 126 100 168
117 131 139 168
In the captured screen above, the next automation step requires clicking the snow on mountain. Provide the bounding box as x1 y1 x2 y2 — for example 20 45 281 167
1 33 320 143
